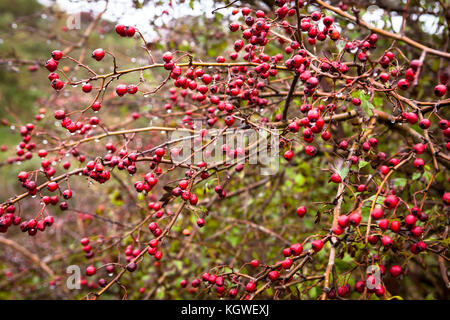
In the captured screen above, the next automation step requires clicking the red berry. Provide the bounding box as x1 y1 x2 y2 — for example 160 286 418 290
115 24 126 36
434 84 447 97
86 265 97 276
330 173 342 183
45 59 58 72
47 182 59 192
390 220 401 232
196 218 205 227
311 239 324 252
82 83 92 93
381 235 393 247
92 48 105 61
127 85 138 94
371 207 384 220
268 271 279 281
397 78 410 90
116 84 128 96
384 195 398 209
51 79 64 90
443 192 450 205
389 265 402 277
419 119 431 129
337 215 350 228
296 206 307 218
349 212 362 226
283 150 294 161
51 50 63 60
250 259 259 268
378 219 389 231
162 52 173 62
245 281 256 292
125 26 136 37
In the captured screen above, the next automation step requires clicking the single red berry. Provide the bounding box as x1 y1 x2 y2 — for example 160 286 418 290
47 182 59 192
116 84 128 96
337 215 350 228
397 78 410 90
268 271 279 281
311 239 324 252
45 59 58 72
434 84 447 97
127 85 138 94
419 119 431 129
443 192 450 205
115 24 126 36
196 218 205 228
126 262 137 272
413 158 425 169
125 26 136 37
381 235 393 247
92 48 105 61
389 265 402 277
86 265 97 276
82 83 92 93
51 50 63 60
245 281 256 292
283 150 294 161
371 207 384 220
390 220 400 233
330 173 342 183
349 212 362 226
384 195 398 209
296 206 307 218
378 219 389 231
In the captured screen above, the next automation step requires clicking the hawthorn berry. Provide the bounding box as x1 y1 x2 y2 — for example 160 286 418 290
389 265 402 277
92 48 105 61
311 239 324 252
116 84 128 96
86 265 97 276
330 173 342 184
250 259 259 268
434 84 447 97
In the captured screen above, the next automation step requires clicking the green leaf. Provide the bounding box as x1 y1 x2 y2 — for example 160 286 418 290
294 174 305 186
412 172 421 180
352 91 374 117
364 195 385 207
388 296 404 300
173 260 183 271
394 178 407 188
338 167 349 180
359 160 369 169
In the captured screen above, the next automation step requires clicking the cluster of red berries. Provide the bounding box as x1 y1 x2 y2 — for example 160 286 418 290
0 205 22 233
80 237 95 259
178 242 303 297
103 148 138 174
146 238 163 261
46 50 65 90
171 178 198 206
82 160 111 184
8 123 36 164
180 269 252 297
19 216 54 236
54 109 95 135
327 261 406 299
116 83 138 96
299 11 340 45
115 24 136 37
